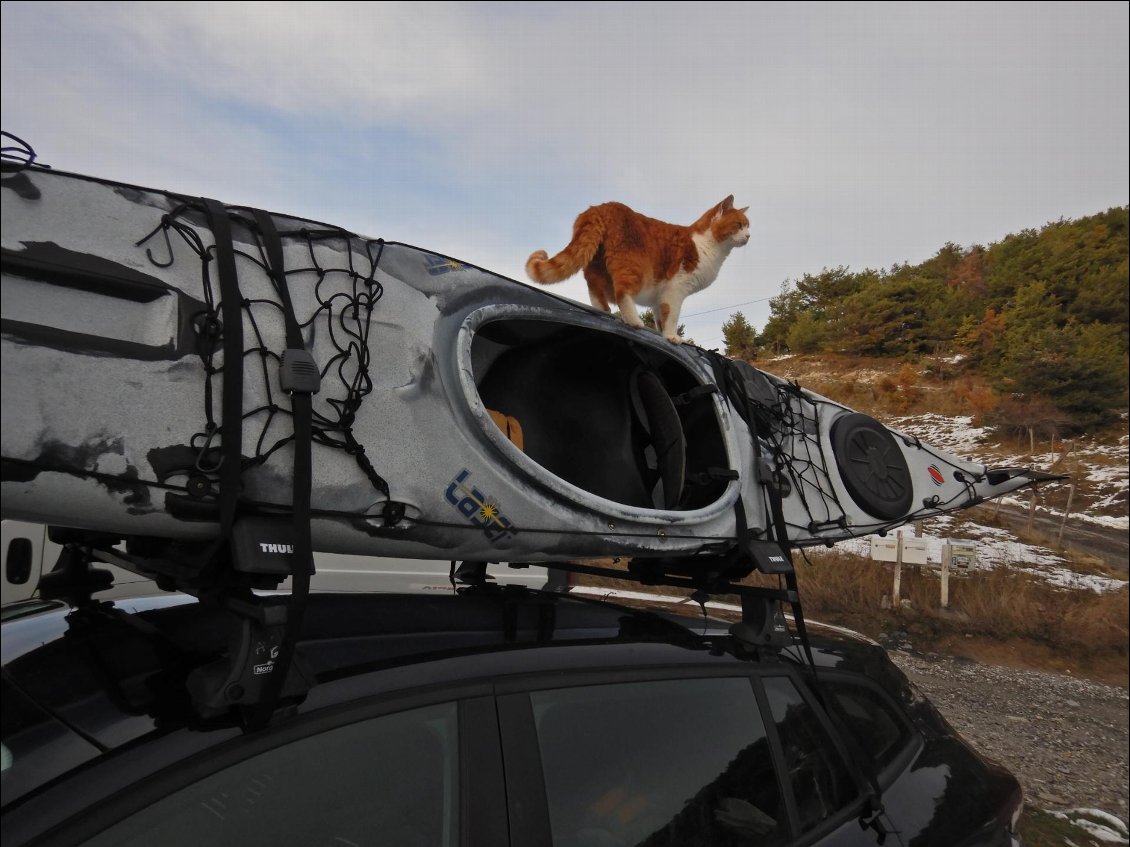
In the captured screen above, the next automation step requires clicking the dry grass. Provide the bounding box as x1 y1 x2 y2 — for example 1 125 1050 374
793 550 1129 657
1061 587 1130 653
573 552 1129 685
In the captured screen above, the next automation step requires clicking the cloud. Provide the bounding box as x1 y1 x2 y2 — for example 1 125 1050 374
75 2 501 119
2 0 1127 345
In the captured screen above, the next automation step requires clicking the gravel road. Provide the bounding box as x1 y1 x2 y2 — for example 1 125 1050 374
972 502 1129 572
889 650 1129 821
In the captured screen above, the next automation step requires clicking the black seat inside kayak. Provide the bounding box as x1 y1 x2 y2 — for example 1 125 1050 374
476 329 685 509
629 368 686 509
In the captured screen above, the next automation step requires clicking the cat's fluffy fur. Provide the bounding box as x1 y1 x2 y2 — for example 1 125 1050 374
526 196 750 343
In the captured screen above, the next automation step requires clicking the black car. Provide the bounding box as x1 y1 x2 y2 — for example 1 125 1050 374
2 585 1022 847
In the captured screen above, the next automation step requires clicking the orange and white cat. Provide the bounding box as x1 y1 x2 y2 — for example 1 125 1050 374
526 196 750 343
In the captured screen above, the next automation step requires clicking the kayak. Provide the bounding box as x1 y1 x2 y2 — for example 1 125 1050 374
0 159 1055 567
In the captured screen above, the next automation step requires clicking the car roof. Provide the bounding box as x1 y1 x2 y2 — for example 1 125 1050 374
3 586 889 705
3 586 878 673
1 587 899 808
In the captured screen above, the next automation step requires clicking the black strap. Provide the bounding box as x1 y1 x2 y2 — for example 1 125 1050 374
252 209 303 350
796 608 893 843
247 209 315 731
685 467 740 486
720 356 891 837
202 199 244 541
669 383 718 406
718 358 820 672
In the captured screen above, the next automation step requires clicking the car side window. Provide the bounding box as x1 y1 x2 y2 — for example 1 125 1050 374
530 677 787 847
81 702 459 847
823 679 914 772
762 676 858 833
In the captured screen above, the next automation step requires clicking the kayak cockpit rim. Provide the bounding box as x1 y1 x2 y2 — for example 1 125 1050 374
455 305 745 524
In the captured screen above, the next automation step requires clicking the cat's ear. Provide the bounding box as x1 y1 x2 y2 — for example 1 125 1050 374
738 206 749 214
711 195 735 222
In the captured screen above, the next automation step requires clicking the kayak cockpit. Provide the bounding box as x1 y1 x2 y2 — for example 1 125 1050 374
471 318 731 511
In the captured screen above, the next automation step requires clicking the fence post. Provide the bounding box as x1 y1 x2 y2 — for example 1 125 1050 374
892 534 903 607
940 543 951 609
1056 483 1075 546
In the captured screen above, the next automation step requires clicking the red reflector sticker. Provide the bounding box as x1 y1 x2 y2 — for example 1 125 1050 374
928 465 945 486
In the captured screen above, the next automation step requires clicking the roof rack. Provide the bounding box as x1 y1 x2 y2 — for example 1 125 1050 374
35 522 811 729
38 523 315 728
541 555 797 652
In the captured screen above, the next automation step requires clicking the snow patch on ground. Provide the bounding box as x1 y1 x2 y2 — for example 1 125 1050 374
1053 809 1129 844
832 516 1128 594
884 413 1128 532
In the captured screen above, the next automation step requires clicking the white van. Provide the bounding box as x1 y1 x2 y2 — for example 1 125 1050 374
1 520 561 606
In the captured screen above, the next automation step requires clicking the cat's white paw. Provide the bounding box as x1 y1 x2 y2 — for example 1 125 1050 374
665 334 684 344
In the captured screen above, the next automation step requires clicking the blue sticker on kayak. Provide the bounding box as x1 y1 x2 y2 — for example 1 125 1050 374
445 469 516 543
424 254 467 276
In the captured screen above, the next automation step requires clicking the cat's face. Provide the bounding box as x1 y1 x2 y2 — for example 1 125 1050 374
713 206 751 247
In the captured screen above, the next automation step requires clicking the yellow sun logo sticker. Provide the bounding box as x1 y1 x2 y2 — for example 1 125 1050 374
445 469 517 543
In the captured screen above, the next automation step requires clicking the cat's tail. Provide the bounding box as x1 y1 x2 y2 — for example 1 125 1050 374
526 211 604 284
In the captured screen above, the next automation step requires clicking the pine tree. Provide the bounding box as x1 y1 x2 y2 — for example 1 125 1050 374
994 282 1126 431
721 312 758 360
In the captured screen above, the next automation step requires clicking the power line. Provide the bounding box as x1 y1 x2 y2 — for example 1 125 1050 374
682 296 773 319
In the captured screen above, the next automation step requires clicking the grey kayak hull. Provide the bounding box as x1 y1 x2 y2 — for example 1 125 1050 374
1 163 1048 563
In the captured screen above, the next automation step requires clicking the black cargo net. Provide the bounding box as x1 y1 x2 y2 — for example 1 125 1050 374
737 378 854 537
137 204 393 506
766 390 839 526
738 372 985 541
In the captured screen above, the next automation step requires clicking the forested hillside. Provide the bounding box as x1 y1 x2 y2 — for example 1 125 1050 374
723 207 1129 433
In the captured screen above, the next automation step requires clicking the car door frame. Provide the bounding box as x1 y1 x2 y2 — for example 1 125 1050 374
492 663 897 847
6 681 509 847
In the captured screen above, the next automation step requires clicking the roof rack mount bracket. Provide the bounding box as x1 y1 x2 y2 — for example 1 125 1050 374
186 598 315 722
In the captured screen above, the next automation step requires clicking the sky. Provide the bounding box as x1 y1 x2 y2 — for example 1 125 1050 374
1 1 1127 350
